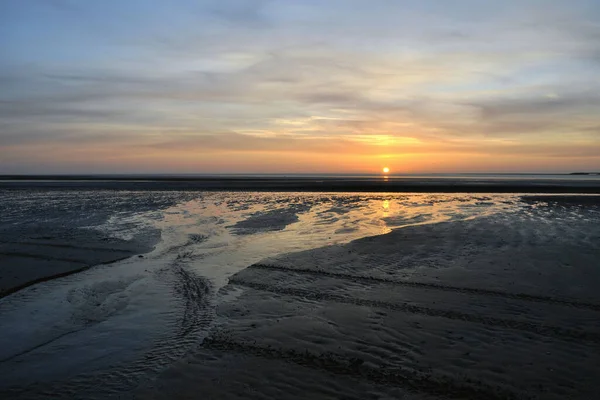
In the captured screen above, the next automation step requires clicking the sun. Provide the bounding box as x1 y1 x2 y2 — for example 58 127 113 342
382 167 390 174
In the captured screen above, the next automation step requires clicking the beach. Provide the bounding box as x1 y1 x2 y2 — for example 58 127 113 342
5 0 600 397
1 187 599 399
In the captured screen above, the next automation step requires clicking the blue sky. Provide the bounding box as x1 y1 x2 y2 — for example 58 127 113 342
1 0 600 173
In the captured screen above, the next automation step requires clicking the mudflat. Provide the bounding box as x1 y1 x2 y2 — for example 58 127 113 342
139 195 600 400
0 227 154 297
2 190 599 399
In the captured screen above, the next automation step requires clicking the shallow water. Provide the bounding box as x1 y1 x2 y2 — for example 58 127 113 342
0 191 598 398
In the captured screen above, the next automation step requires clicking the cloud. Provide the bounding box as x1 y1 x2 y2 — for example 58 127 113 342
1 0 600 172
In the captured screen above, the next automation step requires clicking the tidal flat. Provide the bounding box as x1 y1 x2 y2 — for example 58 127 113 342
1 189 599 399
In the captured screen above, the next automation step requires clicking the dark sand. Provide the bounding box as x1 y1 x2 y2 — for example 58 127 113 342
2 175 600 193
138 196 600 400
0 189 196 297
0 227 154 297
2 192 600 399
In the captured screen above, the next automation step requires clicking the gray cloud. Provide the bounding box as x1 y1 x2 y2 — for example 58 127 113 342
2 0 600 172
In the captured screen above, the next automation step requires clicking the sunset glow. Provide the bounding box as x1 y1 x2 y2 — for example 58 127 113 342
382 167 390 174
1 1 599 174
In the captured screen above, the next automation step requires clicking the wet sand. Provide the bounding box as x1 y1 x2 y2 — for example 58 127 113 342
0 190 194 297
2 192 600 399
0 227 155 298
138 196 600 400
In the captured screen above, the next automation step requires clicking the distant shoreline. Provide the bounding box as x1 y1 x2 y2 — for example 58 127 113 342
2 175 600 193
1 173 599 180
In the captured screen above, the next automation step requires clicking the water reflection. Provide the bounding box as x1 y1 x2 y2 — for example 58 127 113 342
148 192 518 291
0 191 521 395
382 199 390 212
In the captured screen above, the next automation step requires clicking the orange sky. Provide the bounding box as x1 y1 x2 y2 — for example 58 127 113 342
2 0 600 173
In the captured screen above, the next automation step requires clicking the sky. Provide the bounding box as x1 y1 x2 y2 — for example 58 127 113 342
1 0 600 174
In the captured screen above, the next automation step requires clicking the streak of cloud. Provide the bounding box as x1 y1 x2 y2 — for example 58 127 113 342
1 0 599 173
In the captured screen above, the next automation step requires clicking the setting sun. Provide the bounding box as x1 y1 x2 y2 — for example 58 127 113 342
382 167 390 174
